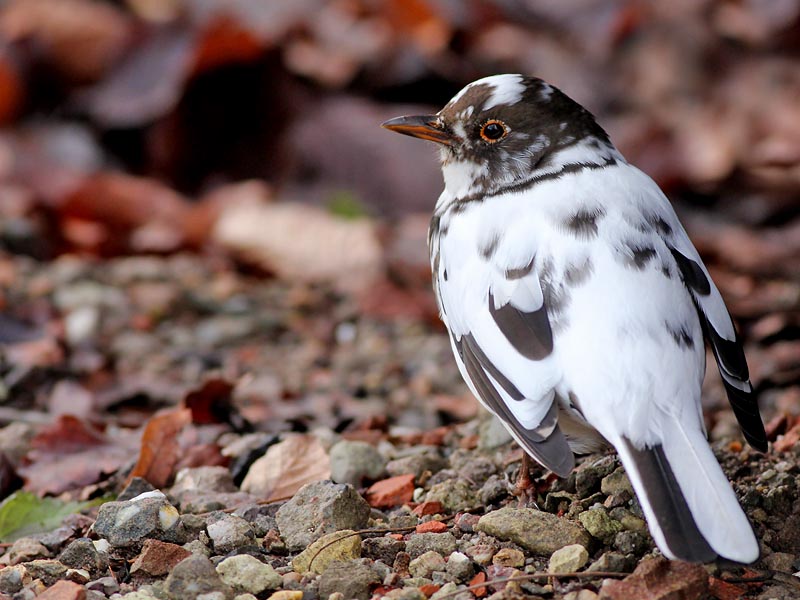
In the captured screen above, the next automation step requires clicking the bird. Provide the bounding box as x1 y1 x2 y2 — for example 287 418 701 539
381 74 767 564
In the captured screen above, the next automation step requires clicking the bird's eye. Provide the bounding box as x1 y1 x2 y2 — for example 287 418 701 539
480 120 507 143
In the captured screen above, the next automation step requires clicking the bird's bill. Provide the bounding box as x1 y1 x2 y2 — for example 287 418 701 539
381 115 454 146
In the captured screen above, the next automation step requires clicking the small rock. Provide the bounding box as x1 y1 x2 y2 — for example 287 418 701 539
476 507 590 554
575 456 617 497
362 535 405 564
450 453 497 487
600 468 633 497
86 576 119 595
92 491 186 548
425 479 480 512
564 591 599 600
599 557 707 600
365 474 415 508
206 515 256 554
0 565 26 594
479 474 509 506
23 560 67 586
329 441 386 486
292 530 361 574
587 552 634 573
36 580 86 600
492 548 525 568
608 508 647 533
317 560 380 600
266 592 303 600
464 543 496 566
445 552 474 582
548 544 589 574
415 521 448 534
172 467 237 494
763 551 795 573
578 508 623 544
164 554 233 600
216 555 281 594
58 538 108 578
130 540 192 577
275 481 370 551
613 531 650 555
478 416 513 449
412 501 444 517
409 551 446 578
6 537 51 564
386 452 447 479
405 532 457 559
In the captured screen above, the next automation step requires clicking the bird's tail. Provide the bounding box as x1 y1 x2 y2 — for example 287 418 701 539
616 420 759 563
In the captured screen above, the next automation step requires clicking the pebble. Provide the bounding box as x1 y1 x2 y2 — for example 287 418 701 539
216 555 281 594
58 538 109 578
171 467 238 495
366 474 415 508
476 507 590 554
464 543 496 566
92 491 186 548
0 565 26 594
163 553 233 600
425 479 481 512
405 532 457 559
291 530 361 574
409 551 446 578
6 537 51 564
386 452 447 479
613 531 650 555
600 468 634 496
445 552 474 582
36 580 86 600
362 536 405 564
275 481 370 551
578 508 623 544
492 547 525 568
266 592 302 600
329 440 386 486
23 560 67 587
317 559 381 600
548 544 589 573
586 551 634 573
206 515 256 554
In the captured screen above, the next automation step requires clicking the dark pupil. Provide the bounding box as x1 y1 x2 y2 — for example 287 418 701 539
484 123 504 140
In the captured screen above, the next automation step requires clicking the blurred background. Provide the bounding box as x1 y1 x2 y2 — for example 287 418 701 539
0 0 798 495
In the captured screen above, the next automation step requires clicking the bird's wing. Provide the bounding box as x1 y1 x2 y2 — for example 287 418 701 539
663 225 767 451
439 249 573 476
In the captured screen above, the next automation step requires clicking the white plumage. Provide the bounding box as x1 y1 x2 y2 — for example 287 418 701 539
383 74 767 563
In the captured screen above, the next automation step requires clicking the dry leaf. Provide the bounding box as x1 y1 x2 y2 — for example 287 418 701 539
240 434 330 501
128 407 192 489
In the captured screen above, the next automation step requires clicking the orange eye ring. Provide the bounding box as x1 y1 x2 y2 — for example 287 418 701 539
480 120 508 143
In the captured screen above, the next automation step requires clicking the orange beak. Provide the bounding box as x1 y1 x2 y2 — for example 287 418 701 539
381 115 454 146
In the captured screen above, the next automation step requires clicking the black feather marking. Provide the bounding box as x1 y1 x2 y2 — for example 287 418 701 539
456 334 574 477
480 235 500 259
505 258 535 280
665 322 694 349
564 207 605 239
488 291 553 360
669 247 711 295
624 244 657 269
621 438 717 563
695 308 767 452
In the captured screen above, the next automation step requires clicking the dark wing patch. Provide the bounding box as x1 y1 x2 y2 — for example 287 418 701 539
563 207 605 239
697 310 768 452
456 334 574 477
622 438 717 563
488 291 553 360
669 246 711 295
669 245 767 451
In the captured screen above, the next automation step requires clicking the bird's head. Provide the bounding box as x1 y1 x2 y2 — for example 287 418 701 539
382 74 613 199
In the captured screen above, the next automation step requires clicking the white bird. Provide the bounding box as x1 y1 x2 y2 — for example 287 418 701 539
382 74 767 563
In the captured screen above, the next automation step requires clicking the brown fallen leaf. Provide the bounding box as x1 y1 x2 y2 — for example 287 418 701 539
240 434 330 501
128 407 192 489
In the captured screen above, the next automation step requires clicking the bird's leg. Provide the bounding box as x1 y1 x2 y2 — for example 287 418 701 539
514 452 537 507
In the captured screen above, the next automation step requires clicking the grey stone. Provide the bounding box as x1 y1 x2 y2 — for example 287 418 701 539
329 440 386 486
6 537 50 564
405 533 457 559
386 452 447 479
92 492 186 548
317 559 381 600
586 551 634 573
600 468 633 497
22 560 66 586
215 555 281 594
425 479 480 512
445 552 474 582
206 515 256 554
578 508 623 544
164 553 233 600
409 551 446 578
613 530 650 555
86 576 120 595
362 536 405 564
478 416 513 449
0 566 25 594
764 552 795 573
275 481 370 551
476 507 590 554
575 456 617 497
172 467 238 495
548 544 589 573
464 543 497 566
58 538 109 577
450 452 498 487
479 474 509 506
608 508 647 533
